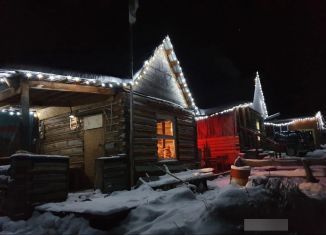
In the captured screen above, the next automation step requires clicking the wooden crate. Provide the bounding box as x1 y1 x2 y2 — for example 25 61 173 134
94 156 129 193
1 153 69 219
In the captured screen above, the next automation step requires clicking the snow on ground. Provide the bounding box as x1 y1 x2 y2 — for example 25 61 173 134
36 184 160 216
306 148 326 158
144 168 215 188
112 177 326 234
37 169 215 215
207 175 230 189
0 212 106 235
2 174 326 234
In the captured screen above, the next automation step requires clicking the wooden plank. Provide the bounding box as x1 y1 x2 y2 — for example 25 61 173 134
0 87 21 102
28 80 114 95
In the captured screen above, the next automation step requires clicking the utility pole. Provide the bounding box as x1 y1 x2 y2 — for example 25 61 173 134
128 0 138 187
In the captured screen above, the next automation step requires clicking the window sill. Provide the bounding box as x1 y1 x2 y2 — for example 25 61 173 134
158 158 178 163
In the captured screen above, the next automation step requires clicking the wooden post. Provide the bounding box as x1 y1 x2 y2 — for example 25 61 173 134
129 17 135 187
21 79 30 151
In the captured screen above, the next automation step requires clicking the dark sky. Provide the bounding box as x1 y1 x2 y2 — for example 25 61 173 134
0 0 325 118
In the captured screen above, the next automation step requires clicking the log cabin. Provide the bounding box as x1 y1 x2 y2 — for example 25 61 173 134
0 36 200 190
196 72 268 171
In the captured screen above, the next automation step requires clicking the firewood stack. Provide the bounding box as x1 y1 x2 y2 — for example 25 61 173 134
1 153 69 219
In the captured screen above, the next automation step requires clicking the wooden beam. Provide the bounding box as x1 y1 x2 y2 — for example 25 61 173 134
0 87 21 102
21 79 31 151
238 157 326 167
28 80 114 95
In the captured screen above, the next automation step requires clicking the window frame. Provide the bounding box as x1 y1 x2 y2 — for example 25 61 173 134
156 114 177 161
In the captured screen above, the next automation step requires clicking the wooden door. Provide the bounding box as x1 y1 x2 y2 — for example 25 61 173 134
84 127 104 182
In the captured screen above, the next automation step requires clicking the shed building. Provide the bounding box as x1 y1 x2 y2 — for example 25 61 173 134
196 72 267 171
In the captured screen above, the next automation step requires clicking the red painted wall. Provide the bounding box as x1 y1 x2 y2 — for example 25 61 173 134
197 112 240 171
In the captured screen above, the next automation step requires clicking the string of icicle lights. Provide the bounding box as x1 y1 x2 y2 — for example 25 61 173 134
195 103 252 121
133 36 200 115
264 111 325 130
0 70 132 88
1 108 37 117
0 36 200 115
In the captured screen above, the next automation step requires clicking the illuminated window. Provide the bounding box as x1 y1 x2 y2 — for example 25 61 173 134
256 120 261 141
157 120 176 159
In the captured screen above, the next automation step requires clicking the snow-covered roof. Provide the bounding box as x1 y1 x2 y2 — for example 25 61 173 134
0 68 131 90
196 102 252 120
252 72 268 119
264 111 326 130
196 71 269 121
199 101 252 116
133 36 200 115
0 36 201 115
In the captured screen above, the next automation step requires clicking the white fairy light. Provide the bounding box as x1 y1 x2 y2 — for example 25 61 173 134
37 74 43 79
67 75 72 80
109 84 113 88
252 71 268 119
26 73 32 78
265 111 326 130
16 112 21 116
85 81 90 85
49 76 55 81
196 103 252 121
101 83 106 87
9 111 14 116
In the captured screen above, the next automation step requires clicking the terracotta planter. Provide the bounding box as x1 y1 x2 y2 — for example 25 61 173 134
230 165 251 186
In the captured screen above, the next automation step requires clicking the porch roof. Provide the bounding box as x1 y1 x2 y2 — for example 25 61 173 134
0 69 129 109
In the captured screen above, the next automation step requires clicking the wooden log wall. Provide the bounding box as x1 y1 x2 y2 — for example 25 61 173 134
39 114 84 168
236 107 265 150
39 93 126 168
125 92 198 177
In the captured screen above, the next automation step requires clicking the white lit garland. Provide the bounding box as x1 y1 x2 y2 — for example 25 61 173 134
195 103 252 121
1 107 38 117
0 69 132 88
133 36 200 115
264 111 325 130
252 71 268 119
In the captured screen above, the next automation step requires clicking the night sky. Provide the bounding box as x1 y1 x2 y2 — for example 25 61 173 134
0 0 325 118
